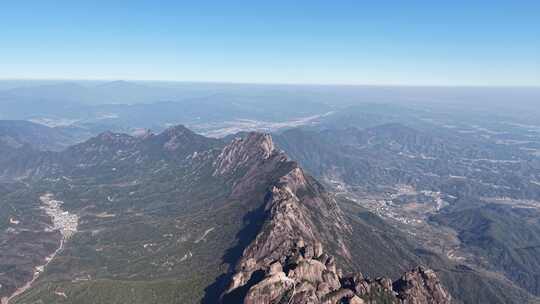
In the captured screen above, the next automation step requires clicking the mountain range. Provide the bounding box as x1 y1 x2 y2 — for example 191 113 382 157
1 87 540 304
0 123 454 304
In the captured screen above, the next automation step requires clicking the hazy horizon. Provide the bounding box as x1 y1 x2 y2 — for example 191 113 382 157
0 78 539 89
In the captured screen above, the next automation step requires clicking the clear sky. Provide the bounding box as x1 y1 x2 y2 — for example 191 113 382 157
1 1 539 86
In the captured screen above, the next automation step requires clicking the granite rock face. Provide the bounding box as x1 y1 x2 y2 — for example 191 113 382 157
221 133 452 304
228 240 451 304
222 146 353 300
393 266 451 304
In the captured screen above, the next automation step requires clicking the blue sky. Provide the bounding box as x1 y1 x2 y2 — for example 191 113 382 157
1 1 539 86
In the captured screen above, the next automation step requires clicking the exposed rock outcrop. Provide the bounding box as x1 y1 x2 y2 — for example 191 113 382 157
220 134 452 304
393 266 451 304
213 132 278 176
221 134 353 300
226 240 451 304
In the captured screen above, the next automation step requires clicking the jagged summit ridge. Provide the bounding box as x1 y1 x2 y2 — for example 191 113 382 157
218 133 452 304
213 132 278 176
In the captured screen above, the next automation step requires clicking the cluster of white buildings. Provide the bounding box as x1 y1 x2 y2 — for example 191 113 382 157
39 193 78 239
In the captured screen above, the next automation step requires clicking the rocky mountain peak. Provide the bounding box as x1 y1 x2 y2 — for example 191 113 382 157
213 132 278 176
160 125 197 151
239 132 276 159
222 155 355 302
162 124 193 136
141 124 222 158
218 130 452 304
